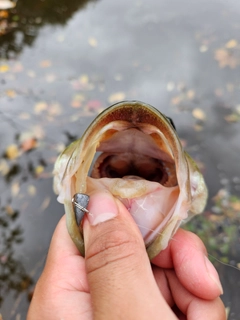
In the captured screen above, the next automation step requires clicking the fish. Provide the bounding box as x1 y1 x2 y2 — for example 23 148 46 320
53 101 208 260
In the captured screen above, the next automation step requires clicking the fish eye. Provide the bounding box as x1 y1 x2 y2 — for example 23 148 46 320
166 116 176 130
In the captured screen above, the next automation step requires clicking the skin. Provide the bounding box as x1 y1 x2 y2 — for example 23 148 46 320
27 191 225 320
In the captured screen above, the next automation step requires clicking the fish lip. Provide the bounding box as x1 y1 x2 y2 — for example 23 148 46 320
69 100 189 193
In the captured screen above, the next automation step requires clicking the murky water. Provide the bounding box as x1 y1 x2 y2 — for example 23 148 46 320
0 0 240 318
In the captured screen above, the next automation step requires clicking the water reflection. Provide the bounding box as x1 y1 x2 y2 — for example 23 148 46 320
0 206 32 306
0 0 96 58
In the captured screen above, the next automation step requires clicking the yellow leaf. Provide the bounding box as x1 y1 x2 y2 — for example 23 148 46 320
88 37 98 47
0 64 9 73
108 92 126 104
11 182 20 196
5 89 16 98
225 39 238 49
192 108 206 121
28 185 36 196
79 75 89 85
5 144 19 160
35 165 44 175
34 101 48 114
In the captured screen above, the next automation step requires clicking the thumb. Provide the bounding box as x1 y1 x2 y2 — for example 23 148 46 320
83 191 176 320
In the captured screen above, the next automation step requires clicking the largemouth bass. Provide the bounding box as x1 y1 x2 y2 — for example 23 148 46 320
53 101 208 259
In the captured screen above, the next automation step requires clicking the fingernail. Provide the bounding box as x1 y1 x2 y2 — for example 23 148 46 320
204 256 223 294
87 192 118 226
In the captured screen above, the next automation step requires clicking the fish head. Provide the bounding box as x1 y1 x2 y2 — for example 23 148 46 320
53 101 208 259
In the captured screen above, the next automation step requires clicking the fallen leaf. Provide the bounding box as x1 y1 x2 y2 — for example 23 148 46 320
71 93 85 108
27 70 36 78
0 10 9 18
35 165 44 175
192 108 206 121
5 205 14 216
28 185 36 196
86 100 102 112
11 182 20 196
21 138 37 152
5 89 16 98
171 95 182 105
166 82 175 92
0 0 16 9
108 92 126 104
34 101 48 114
214 48 239 68
187 90 195 100
45 73 56 83
40 196 51 211
224 113 240 123
79 75 89 85
225 39 238 49
0 64 9 73
19 112 31 120
5 144 19 160
40 60 52 68
88 37 98 47
48 102 62 116
0 159 9 175
199 45 208 52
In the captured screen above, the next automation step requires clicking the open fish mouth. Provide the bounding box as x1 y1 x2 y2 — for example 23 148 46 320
53 101 208 259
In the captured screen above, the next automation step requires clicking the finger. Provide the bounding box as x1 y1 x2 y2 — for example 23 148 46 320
27 215 91 320
166 270 226 320
83 191 177 320
152 229 223 299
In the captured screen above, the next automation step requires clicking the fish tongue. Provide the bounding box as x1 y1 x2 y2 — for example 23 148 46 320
86 177 179 245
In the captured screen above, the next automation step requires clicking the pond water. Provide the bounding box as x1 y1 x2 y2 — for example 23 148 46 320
0 0 240 319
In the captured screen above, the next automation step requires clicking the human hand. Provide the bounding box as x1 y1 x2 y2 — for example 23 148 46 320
27 191 226 320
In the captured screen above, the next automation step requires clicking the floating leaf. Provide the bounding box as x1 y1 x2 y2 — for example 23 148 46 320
71 93 85 108
192 108 206 121
45 73 56 83
199 45 208 52
214 48 239 68
225 39 238 49
34 101 48 114
0 10 9 18
48 102 62 116
5 205 14 216
88 37 98 47
5 144 19 160
28 185 36 196
21 137 37 152
187 90 195 100
0 0 16 9
27 70 36 78
79 75 89 85
171 95 182 105
40 196 51 211
0 159 9 175
0 64 9 73
108 92 126 104
40 60 52 68
19 112 31 120
166 82 175 92
5 89 16 98
11 182 20 196
35 165 44 175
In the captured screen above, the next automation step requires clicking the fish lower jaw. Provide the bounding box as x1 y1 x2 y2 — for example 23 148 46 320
86 176 180 246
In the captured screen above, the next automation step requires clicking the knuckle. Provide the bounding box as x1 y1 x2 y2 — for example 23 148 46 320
85 226 143 275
